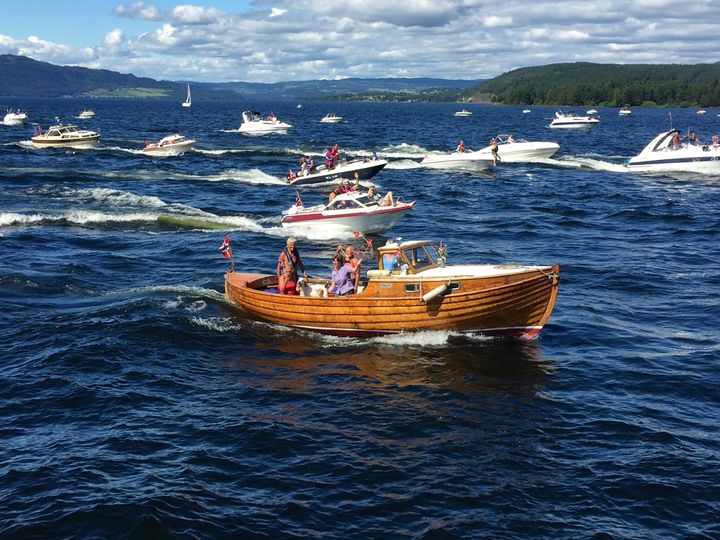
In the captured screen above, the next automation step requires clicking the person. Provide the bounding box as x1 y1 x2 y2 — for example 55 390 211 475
507 133 515 143
712 135 719 149
688 132 697 145
672 132 680 148
325 144 339 169
352 171 360 190
299 156 308 176
456 139 465 153
327 254 355 295
344 245 362 290
306 155 315 174
277 237 305 293
380 191 394 206
287 169 297 181
367 184 381 201
278 265 299 295
490 138 500 165
329 184 342 203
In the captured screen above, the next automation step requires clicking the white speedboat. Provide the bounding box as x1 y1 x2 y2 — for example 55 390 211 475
420 149 494 170
288 158 388 186
697 108 706 115
238 110 291 136
320 113 343 123
141 134 196 156
454 109 472 117
548 111 599 129
4 109 27 125
586 108 598 115
31 123 100 147
281 190 415 234
626 129 720 173
523 109 532 114
78 109 95 119
476 134 559 162
619 107 632 116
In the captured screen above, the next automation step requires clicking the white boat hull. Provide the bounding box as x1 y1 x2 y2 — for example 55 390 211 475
288 159 388 186
142 140 195 156
420 151 493 170
477 141 559 162
281 204 414 234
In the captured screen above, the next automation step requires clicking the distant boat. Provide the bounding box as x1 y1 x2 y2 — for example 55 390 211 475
297 104 303 108
78 109 95 119
549 111 599 129
182 84 191 108
320 113 343 123
522 109 531 114
619 107 632 116
587 109 598 115
454 109 472 117
697 108 706 115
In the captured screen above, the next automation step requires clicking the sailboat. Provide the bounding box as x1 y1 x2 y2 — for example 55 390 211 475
182 84 191 108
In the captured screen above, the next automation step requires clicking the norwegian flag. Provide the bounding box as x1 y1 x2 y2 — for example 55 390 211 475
219 234 232 259
295 191 303 207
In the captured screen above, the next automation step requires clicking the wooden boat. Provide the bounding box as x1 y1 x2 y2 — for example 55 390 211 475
224 239 559 338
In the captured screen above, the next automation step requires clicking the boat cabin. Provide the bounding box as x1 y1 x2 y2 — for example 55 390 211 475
43 124 81 138
373 240 443 276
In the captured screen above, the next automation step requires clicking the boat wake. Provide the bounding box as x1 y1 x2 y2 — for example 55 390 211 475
552 155 629 172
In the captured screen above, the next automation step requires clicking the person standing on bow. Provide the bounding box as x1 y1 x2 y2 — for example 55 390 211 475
277 237 306 293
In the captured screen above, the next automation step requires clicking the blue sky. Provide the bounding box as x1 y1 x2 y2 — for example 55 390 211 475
1 1 719 83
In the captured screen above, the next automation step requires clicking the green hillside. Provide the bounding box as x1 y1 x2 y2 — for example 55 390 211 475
465 62 720 107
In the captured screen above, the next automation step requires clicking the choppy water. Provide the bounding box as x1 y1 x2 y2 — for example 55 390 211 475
1 99 719 539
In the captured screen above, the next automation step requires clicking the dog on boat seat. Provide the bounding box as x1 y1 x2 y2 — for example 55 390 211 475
297 277 328 298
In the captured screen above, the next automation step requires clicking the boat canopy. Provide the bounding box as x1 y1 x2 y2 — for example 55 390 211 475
376 240 441 274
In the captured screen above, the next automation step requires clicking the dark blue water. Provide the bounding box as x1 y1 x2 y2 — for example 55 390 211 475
1 99 719 539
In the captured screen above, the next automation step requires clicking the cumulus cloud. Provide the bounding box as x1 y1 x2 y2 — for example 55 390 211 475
113 1 162 21
170 5 224 24
4 0 720 83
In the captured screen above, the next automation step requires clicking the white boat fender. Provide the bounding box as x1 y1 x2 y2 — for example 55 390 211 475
422 282 449 303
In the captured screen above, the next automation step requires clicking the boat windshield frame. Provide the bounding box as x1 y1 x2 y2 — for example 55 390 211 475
377 241 440 274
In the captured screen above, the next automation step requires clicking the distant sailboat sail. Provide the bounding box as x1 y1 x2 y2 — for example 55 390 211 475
182 84 191 108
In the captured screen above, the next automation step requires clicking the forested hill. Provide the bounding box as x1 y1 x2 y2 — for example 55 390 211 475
465 62 720 107
0 54 479 100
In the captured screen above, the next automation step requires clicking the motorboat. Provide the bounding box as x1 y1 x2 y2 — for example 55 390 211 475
454 109 473 117
697 108 706 115
523 109 532 114
420 149 494 170
287 158 388 186
31 123 100 147
320 113 343 123
4 108 27 125
78 109 95 119
586 108 598 115
141 134 196 156
238 110 291 136
475 134 560 162
224 239 560 338
619 107 632 116
182 84 191 108
626 128 720 173
548 111 599 128
281 190 415 234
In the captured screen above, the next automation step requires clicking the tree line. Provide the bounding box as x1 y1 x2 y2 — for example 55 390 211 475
465 62 720 107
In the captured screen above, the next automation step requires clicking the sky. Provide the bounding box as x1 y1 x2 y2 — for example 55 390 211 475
1 0 719 84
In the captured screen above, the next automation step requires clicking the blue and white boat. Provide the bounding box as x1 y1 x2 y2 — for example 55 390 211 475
548 111 599 129
626 129 720 173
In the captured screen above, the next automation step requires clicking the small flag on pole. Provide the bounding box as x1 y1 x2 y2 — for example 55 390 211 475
219 234 231 259
295 191 303 207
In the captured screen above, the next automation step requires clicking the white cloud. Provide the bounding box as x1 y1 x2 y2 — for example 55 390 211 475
113 1 162 21
3 0 720 83
170 5 223 24
104 29 124 48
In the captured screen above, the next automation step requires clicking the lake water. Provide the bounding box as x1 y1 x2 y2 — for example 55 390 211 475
1 99 719 538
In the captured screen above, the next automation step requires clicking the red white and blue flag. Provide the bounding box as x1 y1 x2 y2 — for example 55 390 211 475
295 191 303 207
219 234 231 259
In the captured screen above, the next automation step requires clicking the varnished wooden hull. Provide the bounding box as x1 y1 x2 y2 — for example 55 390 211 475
224 265 559 338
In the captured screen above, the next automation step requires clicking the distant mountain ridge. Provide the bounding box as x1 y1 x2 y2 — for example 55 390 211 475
0 54 481 100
